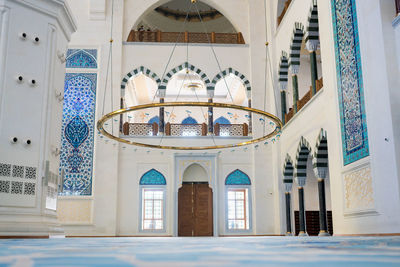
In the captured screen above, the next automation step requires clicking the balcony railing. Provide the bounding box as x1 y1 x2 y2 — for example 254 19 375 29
126 30 245 44
285 77 323 124
277 0 292 27
122 122 249 137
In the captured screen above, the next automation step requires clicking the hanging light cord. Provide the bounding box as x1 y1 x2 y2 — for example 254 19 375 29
101 0 115 136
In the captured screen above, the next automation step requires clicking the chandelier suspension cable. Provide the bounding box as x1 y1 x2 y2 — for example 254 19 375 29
101 0 115 135
193 3 235 103
150 1 194 104
264 0 280 120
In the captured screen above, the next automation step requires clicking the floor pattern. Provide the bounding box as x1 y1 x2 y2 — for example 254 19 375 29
1 236 400 266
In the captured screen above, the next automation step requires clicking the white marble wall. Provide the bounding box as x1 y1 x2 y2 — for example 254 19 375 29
0 0 76 236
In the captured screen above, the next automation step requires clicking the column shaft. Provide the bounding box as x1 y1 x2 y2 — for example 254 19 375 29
208 98 213 134
310 51 318 96
318 178 329 235
248 99 252 134
281 91 287 124
159 98 165 134
298 187 307 235
292 75 299 113
285 192 292 235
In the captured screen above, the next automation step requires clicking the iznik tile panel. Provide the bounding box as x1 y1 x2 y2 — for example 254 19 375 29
331 0 369 165
66 49 98 69
225 169 251 185
140 169 166 185
60 73 97 195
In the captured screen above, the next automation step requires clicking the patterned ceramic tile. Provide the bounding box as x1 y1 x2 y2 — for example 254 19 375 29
25 167 36 179
0 180 10 193
331 0 369 165
140 169 166 185
66 49 97 69
225 170 251 185
60 73 97 195
0 163 11 177
23 182 36 195
12 165 24 178
11 181 23 194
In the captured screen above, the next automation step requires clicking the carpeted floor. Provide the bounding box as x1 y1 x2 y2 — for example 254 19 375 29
1 236 400 266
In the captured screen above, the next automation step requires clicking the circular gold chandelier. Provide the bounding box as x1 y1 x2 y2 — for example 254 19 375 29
98 102 282 150
97 0 282 150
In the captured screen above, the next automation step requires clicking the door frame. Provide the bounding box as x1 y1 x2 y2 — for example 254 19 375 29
174 154 218 237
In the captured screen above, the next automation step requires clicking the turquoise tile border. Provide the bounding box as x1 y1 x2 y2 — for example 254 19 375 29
331 0 369 165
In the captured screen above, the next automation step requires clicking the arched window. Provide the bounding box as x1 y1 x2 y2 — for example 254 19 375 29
139 169 166 232
181 116 198 124
225 170 252 232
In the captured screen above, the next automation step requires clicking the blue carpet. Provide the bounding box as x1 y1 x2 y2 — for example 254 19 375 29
1 236 400 266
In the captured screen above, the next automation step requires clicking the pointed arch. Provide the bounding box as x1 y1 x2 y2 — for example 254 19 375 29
313 129 328 178
214 116 231 125
305 0 319 51
278 51 289 89
289 22 305 73
66 49 98 69
295 136 312 181
159 62 212 90
140 169 166 185
283 154 294 184
211 67 251 93
120 66 161 94
225 169 251 185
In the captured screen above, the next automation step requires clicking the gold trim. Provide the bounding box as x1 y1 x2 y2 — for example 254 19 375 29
97 102 282 150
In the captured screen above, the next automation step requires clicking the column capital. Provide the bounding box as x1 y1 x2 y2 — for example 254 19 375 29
295 176 306 187
207 90 214 98
305 40 319 53
284 183 293 193
290 65 300 75
313 166 328 179
279 81 288 91
158 89 166 98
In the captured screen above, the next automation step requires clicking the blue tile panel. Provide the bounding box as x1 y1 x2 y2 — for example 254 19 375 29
225 169 251 185
60 73 97 195
140 169 166 185
331 0 369 165
66 49 98 69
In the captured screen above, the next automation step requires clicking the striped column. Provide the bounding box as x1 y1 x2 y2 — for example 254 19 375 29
305 2 320 96
313 131 330 236
289 23 304 114
279 53 289 124
283 156 294 236
159 98 165 134
208 98 213 135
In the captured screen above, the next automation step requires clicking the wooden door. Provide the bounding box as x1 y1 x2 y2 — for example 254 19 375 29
178 183 213 236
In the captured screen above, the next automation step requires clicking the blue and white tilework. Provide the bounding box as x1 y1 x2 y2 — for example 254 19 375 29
60 73 97 195
331 0 369 165
66 49 98 69
140 169 166 185
225 169 251 185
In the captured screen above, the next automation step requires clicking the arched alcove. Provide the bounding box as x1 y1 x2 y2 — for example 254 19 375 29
182 163 208 183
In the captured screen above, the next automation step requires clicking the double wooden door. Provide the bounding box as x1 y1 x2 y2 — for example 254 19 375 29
178 182 213 236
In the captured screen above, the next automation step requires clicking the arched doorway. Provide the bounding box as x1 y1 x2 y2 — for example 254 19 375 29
178 163 213 236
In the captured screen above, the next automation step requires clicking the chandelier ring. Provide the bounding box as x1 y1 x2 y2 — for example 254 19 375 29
97 102 282 150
